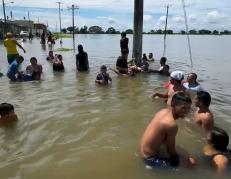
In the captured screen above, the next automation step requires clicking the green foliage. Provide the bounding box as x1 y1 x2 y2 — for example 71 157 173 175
53 33 71 39
88 26 104 34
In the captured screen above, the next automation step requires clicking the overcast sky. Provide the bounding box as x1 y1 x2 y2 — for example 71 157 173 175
0 0 230 32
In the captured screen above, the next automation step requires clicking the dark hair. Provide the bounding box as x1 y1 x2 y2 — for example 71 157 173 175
209 127 229 152
197 91 211 107
121 32 126 36
57 54 63 60
101 65 107 70
190 73 197 80
30 57 37 62
78 44 83 52
17 55 24 61
164 65 170 70
160 57 167 64
0 103 14 115
171 92 192 107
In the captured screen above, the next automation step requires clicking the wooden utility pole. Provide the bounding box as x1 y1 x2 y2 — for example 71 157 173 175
56 1 63 32
68 4 78 41
133 0 143 66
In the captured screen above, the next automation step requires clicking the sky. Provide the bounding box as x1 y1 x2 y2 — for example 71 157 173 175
0 0 231 32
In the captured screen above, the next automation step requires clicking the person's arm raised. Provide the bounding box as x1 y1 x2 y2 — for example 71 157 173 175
14 40 26 53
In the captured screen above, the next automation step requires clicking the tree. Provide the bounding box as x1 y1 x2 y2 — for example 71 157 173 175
79 26 88 34
212 30 219 35
67 26 75 32
125 29 133 34
198 29 211 34
156 29 162 34
181 30 186 34
88 26 104 34
61 28 67 33
189 29 197 34
106 27 116 34
166 30 173 34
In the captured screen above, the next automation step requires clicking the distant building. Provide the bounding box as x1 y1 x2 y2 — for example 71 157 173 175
34 23 47 35
13 20 34 33
0 19 28 39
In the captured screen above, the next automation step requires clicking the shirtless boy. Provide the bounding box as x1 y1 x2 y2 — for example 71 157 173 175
194 91 214 132
140 92 193 168
0 103 18 125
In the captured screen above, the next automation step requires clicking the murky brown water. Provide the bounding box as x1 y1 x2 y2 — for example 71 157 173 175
0 35 231 179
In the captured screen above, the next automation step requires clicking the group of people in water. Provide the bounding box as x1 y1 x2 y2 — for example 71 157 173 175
1 31 230 176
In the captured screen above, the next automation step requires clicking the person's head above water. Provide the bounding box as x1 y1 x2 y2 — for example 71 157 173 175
171 92 192 119
78 44 84 53
187 73 198 84
170 71 184 84
100 65 107 73
57 54 63 61
195 91 211 108
121 32 126 38
48 51 54 57
30 57 38 65
0 103 18 122
208 127 229 152
160 57 167 65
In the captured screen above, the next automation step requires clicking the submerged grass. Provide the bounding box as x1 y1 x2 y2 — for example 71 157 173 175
54 48 72 52
53 33 72 39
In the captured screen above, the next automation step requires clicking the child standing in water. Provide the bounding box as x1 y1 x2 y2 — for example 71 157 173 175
95 65 112 85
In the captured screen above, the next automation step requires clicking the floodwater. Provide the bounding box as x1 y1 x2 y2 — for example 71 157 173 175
0 34 231 179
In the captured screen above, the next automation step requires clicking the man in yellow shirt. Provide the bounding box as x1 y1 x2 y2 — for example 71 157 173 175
4 32 26 64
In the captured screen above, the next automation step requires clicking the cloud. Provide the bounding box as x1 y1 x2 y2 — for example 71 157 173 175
206 11 222 24
188 14 197 22
172 17 184 23
158 16 166 24
143 15 153 22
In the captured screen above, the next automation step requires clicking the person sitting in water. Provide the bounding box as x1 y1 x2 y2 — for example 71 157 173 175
116 49 129 74
0 103 18 125
46 50 55 61
148 57 169 75
148 52 155 62
141 55 149 72
203 127 231 176
95 65 112 85
76 44 89 71
183 73 203 92
194 91 214 133
24 57 43 81
153 71 186 106
6 55 24 81
140 92 195 168
110 66 136 77
53 54 64 71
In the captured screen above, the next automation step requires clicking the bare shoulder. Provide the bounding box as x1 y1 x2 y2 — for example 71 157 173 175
213 154 228 166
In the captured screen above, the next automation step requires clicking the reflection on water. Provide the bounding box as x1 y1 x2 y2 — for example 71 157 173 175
0 35 231 179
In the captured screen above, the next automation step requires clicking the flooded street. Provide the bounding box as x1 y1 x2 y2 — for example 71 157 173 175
0 34 231 179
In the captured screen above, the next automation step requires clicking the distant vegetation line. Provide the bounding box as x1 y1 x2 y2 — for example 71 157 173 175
60 25 231 35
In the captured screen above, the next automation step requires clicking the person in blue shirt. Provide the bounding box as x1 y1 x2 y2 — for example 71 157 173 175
7 55 24 81
95 65 112 85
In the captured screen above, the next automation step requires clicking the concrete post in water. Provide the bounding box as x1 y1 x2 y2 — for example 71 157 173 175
133 0 143 66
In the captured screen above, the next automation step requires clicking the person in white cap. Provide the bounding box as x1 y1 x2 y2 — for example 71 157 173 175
152 70 186 106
